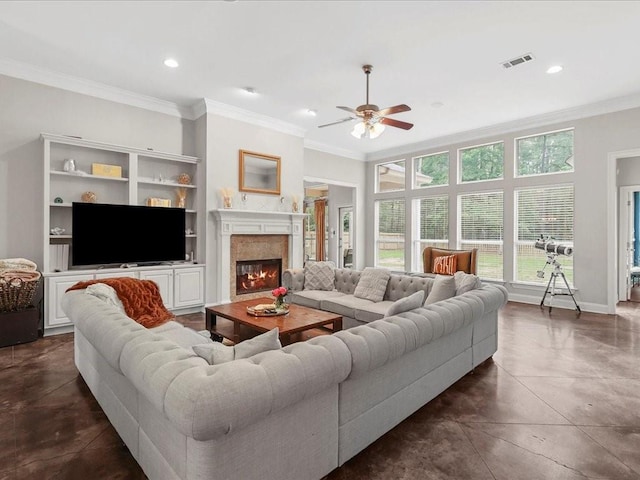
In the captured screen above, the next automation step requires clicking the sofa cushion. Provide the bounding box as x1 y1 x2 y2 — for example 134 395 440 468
354 301 394 323
304 261 336 291
453 271 482 295
321 294 376 319
353 267 391 302
290 290 345 309
193 328 281 364
387 290 425 316
425 275 457 304
433 254 457 275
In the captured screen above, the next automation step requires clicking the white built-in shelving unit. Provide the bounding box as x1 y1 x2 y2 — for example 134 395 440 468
41 133 204 335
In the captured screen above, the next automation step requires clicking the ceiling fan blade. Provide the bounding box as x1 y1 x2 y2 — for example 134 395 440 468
337 106 360 115
380 117 414 130
375 104 411 116
318 117 356 128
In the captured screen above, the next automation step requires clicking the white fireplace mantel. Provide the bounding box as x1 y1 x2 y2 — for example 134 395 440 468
211 209 307 303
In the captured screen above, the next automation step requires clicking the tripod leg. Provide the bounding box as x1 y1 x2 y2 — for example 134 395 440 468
541 273 554 308
559 273 581 313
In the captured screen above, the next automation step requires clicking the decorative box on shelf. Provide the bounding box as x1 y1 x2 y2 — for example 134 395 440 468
92 163 122 178
146 197 172 207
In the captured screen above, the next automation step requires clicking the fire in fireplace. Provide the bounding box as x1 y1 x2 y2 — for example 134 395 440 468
236 258 282 295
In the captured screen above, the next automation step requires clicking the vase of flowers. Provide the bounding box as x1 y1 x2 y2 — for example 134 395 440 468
272 286 288 309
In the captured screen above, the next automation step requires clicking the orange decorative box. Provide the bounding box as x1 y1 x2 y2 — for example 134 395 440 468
92 163 122 177
146 197 172 207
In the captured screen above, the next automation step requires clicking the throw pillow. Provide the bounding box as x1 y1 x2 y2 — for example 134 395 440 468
454 271 482 295
304 261 336 291
193 328 282 365
425 275 457 305
433 254 457 275
387 290 425 316
193 342 235 364
353 267 391 302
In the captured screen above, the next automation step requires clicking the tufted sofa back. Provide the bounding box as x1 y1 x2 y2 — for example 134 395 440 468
333 268 362 294
384 274 434 302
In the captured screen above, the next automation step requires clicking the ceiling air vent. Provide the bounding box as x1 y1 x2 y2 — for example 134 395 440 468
501 53 535 69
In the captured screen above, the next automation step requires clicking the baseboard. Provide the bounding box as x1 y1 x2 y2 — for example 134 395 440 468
507 293 608 314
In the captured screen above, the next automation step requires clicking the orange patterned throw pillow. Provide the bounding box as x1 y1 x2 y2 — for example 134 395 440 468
66 277 174 328
433 254 457 275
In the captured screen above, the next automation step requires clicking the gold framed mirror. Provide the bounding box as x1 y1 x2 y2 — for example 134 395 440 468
239 150 281 195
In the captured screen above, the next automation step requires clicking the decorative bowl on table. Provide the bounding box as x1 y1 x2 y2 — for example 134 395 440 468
246 303 289 317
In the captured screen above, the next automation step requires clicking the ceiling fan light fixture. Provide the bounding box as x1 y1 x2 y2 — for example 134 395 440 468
351 122 366 138
351 121 385 139
369 122 385 139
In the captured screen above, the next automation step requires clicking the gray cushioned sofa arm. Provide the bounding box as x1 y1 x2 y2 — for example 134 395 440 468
282 268 304 291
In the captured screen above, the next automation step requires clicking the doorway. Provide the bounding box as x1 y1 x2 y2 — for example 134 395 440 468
618 184 640 302
303 179 357 268
339 207 353 268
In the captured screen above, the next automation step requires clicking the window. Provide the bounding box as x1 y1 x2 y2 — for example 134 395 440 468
413 152 449 188
516 129 574 177
459 142 504 183
375 199 405 269
414 195 449 270
376 160 405 192
515 185 574 285
459 191 503 279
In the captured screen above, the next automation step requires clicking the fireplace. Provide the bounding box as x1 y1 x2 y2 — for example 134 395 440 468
236 258 282 296
211 209 305 303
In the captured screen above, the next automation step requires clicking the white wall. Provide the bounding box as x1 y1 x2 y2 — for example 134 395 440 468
0 74 194 268
365 107 640 312
303 148 366 270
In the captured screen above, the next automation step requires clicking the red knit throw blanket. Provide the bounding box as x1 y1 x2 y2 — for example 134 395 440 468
67 277 174 328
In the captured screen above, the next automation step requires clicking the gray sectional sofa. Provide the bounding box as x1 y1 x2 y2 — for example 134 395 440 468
61 269 508 480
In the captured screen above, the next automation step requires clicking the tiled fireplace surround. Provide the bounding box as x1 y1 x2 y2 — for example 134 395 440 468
211 209 306 303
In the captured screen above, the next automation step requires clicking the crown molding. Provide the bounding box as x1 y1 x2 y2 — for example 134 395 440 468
203 98 306 138
366 91 640 162
303 139 366 161
0 58 194 119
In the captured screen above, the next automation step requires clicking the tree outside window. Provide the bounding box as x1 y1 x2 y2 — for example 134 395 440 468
516 129 574 177
413 152 449 188
460 142 504 183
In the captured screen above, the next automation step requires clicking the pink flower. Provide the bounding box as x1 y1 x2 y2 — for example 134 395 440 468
272 286 287 297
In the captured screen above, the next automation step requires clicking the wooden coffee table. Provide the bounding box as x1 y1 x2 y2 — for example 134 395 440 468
205 297 343 345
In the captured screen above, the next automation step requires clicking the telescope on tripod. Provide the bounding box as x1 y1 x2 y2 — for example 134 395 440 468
535 235 581 313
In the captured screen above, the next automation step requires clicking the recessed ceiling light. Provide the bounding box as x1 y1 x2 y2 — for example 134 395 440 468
243 87 257 95
547 65 563 74
306 109 317 116
164 58 179 68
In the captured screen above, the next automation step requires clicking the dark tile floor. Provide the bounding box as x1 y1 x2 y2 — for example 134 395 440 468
1 300 640 479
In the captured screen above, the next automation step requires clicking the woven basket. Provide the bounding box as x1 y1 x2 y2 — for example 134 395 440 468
0 272 41 312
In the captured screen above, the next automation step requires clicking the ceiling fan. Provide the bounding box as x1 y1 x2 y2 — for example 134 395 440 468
318 64 414 139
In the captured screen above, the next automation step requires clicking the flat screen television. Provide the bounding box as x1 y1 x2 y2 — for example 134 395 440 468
72 202 186 267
